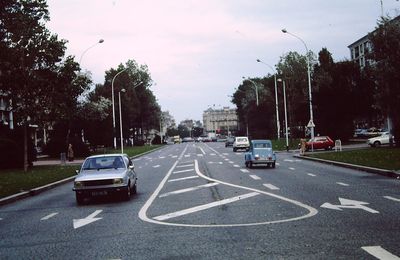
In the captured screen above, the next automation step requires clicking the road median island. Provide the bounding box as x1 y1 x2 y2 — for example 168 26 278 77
0 145 165 205
294 147 400 178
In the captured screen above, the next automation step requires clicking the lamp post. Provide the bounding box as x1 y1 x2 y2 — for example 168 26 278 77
119 88 126 153
242 77 259 106
79 39 104 64
277 78 289 151
256 59 280 139
111 68 130 149
282 28 315 151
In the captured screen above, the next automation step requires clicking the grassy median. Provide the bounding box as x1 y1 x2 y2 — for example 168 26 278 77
308 147 400 171
0 145 164 199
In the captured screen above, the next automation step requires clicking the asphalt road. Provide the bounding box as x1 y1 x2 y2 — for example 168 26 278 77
1 142 400 259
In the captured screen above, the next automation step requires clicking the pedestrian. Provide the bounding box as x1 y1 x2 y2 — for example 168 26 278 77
68 143 74 162
300 138 306 156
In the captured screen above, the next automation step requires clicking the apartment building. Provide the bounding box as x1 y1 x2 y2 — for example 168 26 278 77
203 107 238 135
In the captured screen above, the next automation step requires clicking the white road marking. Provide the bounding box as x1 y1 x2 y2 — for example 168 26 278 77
159 183 219 198
73 210 103 229
289 167 295 171
276 163 280 166
184 155 190 158
218 162 223 165
240 169 249 173
224 159 229 161
153 165 160 168
362 246 400 260
41 212 58 221
168 176 199 182
197 154 204 157
198 147 206 155
210 153 216 156
173 169 194 174
321 198 379 214
223 153 229 155
384 196 400 202
233 165 240 168
154 192 260 220
176 164 194 168
336 182 349 187
172 155 178 158
284 159 294 162
159 156 165 159
249 175 261 180
263 184 280 190
307 173 316 177
229 161 234 164
0 218 3 221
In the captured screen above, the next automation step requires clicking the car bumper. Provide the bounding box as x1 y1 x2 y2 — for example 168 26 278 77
73 184 128 196
249 159 275 164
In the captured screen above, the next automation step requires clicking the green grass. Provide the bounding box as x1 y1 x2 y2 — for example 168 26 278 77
0 165 79 199
272 138 301 151
308 147 400 171
0 145 164 199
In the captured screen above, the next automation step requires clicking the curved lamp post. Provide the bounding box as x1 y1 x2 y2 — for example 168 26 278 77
79 39 104 64
242 77 259 106
282 29 315 150
256 59 280 139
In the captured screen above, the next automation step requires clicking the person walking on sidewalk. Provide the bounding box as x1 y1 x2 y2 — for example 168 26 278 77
67 143 74 162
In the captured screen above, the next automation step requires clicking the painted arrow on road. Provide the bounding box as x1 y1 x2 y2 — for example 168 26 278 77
321 198 379 214
73 210 103 229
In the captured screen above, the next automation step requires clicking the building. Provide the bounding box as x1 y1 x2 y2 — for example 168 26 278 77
348 15 400 68
203 107 238 136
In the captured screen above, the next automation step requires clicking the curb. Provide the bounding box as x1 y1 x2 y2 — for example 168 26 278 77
0 146 167 207
293 154 400 179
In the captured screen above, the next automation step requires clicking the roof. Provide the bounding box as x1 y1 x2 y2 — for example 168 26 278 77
86 153 127 159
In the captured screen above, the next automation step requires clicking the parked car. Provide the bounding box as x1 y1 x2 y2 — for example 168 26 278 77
233 136 250 152
305 136 334 151
73 154 137 204
244 140 276 168
225 137 235 147
182 137 194 142
367 133 395 147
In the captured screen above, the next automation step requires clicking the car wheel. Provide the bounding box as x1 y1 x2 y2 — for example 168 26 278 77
233 148 236 152
76 193 85 205
132 181 137 194
122 184 131 201
373 141 381 147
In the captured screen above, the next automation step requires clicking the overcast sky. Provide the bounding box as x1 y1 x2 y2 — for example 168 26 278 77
46 0 400 124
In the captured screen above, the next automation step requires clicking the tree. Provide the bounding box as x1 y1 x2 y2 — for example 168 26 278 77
368 16 400 146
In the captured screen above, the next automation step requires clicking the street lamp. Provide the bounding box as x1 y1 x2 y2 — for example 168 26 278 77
119 88 126 153
256 59 280 139
282 28 315 150
277 78 289 152
79 39 104 64
242 77 259 106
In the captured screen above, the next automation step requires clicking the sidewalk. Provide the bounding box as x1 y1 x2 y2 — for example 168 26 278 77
33 159 84 166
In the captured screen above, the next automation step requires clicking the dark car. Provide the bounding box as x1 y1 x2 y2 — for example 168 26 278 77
225 137 235 147
305 136 334 151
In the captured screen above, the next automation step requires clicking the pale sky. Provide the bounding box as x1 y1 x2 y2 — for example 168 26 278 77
46 0 400 124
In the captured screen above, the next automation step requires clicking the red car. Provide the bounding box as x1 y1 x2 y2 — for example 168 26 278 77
306 136 334 151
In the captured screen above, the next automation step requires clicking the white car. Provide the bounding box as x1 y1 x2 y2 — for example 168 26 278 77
233 136 250 152
367 133 395 147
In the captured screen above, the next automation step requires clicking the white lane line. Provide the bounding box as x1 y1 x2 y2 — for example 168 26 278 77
172 156 178 158
284 159 294 162
240 169 249 173
41 212 59 221
153 165 160 168
229 161 234 164
223 153 229 155
289 167 295 171
218 162 223 165
233 165 240 168
249 175 261 180
159 156 165 159
210 153 216 156
276 163 280 166
263 184 280 190
198 147 206 155
159 183 219 198
173 169 194 174
176 164 194 168
154 192 260 221
197 154 204 157
336 182 350 187
168 176 199 182
384 196 400 202
307 173 316 177
362 246 400 260
224 159 229 161
184 155 191 158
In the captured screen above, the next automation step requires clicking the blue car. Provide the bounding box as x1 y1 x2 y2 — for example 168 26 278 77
244 140 276 168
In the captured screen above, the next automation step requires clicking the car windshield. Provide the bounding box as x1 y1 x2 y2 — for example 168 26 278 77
254 143 271 148
237 138 248 142
82 156 125 170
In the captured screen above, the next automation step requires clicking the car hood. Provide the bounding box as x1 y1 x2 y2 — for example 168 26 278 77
75 169 127 182
253 148 273 155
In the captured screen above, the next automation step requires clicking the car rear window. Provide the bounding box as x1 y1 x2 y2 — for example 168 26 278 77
254 143 271 148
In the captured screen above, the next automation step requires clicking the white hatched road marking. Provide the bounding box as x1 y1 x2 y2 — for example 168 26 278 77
263 184 280 190
198 147 206 155
229 161 234 164
154 192 260 221
41 212 59 221
276 163 280 166
159 183 219 198
153 165 160 168
197 154 204 157
173 169 194 174
336 182 350 187
289 167 295 171
176 164 194 168
362 246 400 260
168 176 199 182
307 173 316 177
249 175 261 180
384 196 400 202
159 156 165 159
184 155 190 157
233 165 240 168
240 169 249 173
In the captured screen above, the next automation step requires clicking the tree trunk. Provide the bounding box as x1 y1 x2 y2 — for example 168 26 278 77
24 123 28 172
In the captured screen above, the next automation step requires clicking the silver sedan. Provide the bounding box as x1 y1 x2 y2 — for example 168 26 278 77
73 154 137 204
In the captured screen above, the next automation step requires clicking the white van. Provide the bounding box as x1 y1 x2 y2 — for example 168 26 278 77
233 136 250 152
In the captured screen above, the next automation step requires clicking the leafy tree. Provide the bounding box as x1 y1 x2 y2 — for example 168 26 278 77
368 16 400 146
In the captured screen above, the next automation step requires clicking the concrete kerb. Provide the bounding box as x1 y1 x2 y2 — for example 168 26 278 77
293 154 400 179
0 145 168 207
